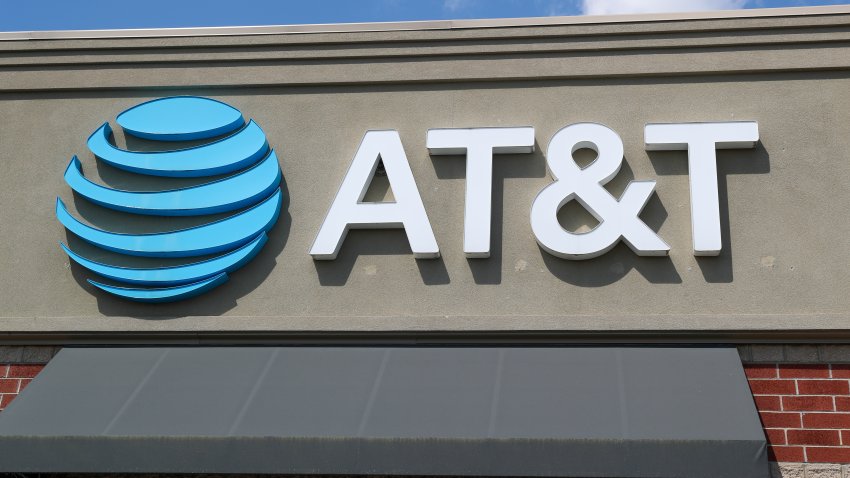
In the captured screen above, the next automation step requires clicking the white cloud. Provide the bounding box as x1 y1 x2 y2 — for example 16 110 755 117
443 0 469 12
582 0 748 15
542 0 578 16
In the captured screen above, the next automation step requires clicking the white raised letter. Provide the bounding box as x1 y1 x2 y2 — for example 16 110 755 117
644 121 759 256
310 130 439 260
531 123 670 260
427 127 535 258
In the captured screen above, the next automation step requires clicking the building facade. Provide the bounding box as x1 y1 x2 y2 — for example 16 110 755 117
1 5 850 477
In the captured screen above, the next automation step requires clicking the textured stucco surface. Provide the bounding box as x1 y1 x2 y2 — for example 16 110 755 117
0 10 848 339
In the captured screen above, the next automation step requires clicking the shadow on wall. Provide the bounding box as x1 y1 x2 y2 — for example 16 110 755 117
648 140 771 284
312 139 550 286
59 114 292 318
430 140 548 285
54 84 772 314
313 139 666 286
538 151 681 287
312 140 770 287
65 141 770 316
67 180 292 319
313 229 451 286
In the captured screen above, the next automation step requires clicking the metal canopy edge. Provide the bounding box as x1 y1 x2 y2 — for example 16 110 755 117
0 346 767 477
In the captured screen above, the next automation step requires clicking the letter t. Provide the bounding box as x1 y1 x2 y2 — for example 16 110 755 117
645 122 759 256
427 127 535 258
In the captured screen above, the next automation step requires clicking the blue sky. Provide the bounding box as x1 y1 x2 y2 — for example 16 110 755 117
1 0 847 32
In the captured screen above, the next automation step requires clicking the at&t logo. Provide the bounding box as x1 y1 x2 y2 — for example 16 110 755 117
56 97 282 303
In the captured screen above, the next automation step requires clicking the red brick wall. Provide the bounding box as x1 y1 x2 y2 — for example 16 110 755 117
0 345 56 411
746 363 850 463
0 363 45 411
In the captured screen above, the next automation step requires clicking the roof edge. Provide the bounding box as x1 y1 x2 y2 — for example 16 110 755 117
2 4 850 41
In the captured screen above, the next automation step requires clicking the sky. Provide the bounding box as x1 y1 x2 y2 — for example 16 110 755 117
1 0 848 32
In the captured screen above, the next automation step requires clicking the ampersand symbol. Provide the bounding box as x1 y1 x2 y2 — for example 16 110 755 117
530 123 670 259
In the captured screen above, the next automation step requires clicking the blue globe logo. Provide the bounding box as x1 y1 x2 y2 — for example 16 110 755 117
56 96 282 303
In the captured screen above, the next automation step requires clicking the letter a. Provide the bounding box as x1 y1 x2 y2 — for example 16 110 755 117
310 130 439 260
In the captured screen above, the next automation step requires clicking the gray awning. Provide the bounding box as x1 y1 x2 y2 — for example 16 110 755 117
0 346 766 477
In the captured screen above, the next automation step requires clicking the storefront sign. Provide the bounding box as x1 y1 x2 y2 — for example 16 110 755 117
311 121 759 259
55 96 759 302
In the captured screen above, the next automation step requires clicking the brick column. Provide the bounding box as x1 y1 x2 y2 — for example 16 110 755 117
0 346 58 411
740 345 850 478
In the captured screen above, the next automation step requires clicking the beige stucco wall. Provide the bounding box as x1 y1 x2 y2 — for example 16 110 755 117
0 8 848 341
